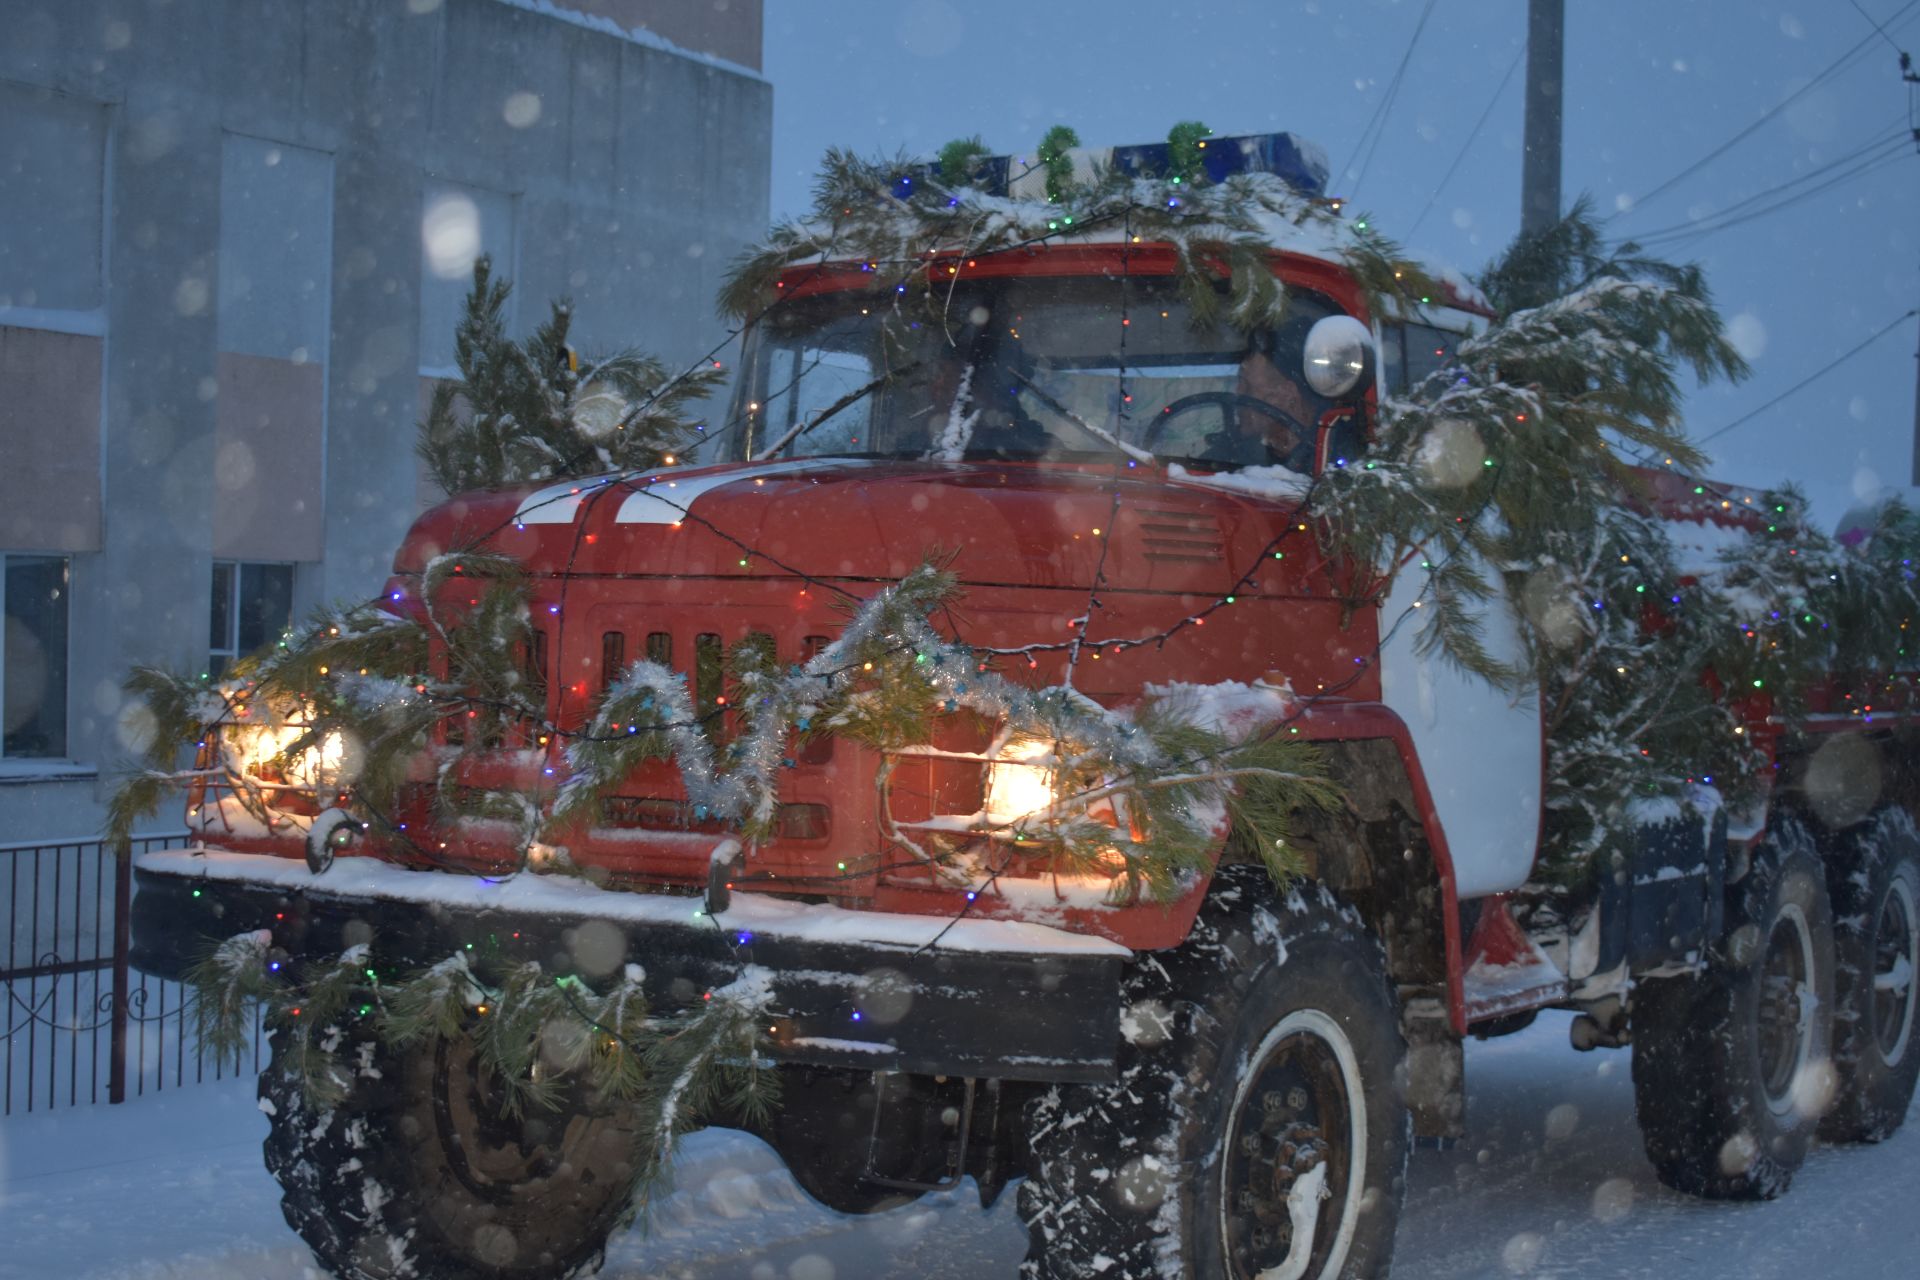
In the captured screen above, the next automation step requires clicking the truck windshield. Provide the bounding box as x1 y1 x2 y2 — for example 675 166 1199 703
715 273 1339 468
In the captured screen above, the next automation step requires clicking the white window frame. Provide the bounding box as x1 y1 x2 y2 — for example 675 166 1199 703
209 559 296 677
0 88 114 564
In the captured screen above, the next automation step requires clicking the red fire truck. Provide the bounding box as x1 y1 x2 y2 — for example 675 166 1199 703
131 135 1920 1280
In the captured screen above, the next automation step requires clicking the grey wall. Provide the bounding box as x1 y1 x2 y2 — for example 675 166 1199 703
563 0 762 72
0 0 771 841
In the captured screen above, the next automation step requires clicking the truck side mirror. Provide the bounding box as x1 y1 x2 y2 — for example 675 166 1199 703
1302 315 1374 400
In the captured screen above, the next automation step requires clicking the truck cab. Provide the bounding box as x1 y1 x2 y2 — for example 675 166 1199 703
127 132 1920 1280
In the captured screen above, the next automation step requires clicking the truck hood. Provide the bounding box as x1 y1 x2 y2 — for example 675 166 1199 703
395 458 1303 595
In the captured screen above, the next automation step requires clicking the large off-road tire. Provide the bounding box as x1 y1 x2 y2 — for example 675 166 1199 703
1019 870 1409 1279
260 1023 645 1279
1631 814 1836 1200
1819 805 1920 1143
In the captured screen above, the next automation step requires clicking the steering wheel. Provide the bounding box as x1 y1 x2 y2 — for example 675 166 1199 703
1144 391 1317 472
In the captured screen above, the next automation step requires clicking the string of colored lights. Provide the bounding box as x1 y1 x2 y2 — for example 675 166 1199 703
166 152 1920 951
182 223 1518 897
1061 202 1137 692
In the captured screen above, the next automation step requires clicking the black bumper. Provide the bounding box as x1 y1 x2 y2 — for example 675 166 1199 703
131 860 1123 1084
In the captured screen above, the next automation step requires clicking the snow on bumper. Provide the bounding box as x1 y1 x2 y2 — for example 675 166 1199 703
131 850 1128 1083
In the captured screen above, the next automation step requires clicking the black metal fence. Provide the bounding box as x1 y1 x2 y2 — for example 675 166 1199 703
2 832 265 1116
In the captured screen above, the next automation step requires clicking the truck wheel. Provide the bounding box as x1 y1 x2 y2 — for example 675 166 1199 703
1819 805 1920 1143
1018 869 1409 1279
1631 814 1836 1200
260 1023 645 1279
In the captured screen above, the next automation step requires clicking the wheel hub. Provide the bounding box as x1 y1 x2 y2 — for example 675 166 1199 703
1222 1031 1352 1279
1757 905 1815 1112
433 1037 578 1201
1871 875 1918 1066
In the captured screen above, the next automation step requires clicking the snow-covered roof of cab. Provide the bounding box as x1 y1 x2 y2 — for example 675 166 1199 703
723 132 1490 324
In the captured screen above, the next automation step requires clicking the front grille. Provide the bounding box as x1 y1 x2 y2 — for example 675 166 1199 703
602 796 830 841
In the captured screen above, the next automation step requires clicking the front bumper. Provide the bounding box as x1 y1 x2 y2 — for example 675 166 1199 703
132 850 1125 1083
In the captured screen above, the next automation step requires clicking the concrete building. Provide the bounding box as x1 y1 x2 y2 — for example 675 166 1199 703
0 0 771 841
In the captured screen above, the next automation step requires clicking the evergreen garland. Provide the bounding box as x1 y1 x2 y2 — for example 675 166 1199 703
936 134 991 187
111 559 1331 904
105 556 541 863
108 128 1920 930
716 144 1438 332
1036 124 1081 202
1165 120 1211 185
1520 504 1760 879
1306 206 1747 689
555 562 1337 902
187 930 776 1184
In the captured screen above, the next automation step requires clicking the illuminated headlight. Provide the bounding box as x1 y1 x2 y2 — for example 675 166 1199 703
985 740 1056 824
231 722 354 787
233 723 305 771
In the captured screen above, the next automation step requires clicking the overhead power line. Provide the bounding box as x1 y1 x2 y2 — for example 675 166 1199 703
1342 0 1440 200
1406 46 1524 240
1851 0 1911 56
1630 120 1913 248
1638 147 1909 251
1611 0 1920 222
1695 309 1918 448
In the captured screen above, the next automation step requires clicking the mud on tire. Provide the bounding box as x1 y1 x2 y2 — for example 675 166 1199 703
1819 805 1920 1144
1018 869 1409 1279
1631 813 1836 1200
260 1024 645 1279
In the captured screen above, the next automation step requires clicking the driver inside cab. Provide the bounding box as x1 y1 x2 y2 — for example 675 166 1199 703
1204 322 1329 473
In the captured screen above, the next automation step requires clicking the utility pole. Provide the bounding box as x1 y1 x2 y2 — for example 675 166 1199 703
1906 52 1919 485
1910 315 1919 486
1521 0 1565 235
1905 54 1919 484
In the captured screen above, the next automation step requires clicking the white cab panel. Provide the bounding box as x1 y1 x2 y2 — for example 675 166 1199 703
1376 556 1543 898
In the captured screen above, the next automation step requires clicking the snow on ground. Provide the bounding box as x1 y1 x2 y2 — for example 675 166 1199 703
2 1011 1916 1279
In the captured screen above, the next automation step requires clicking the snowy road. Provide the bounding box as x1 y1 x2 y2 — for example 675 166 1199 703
3 1012 1916 1279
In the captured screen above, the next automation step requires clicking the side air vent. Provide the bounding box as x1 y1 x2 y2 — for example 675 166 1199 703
1132 509 1225 563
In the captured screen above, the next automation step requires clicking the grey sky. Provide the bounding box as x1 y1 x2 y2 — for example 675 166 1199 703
764 0 1919 524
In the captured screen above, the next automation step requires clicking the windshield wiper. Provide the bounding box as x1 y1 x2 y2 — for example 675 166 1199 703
1009 371 1156 466
752 362 921 461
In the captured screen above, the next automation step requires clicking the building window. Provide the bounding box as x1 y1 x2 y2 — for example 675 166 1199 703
1 85 111 557
3 555 70 759
209 561 294 678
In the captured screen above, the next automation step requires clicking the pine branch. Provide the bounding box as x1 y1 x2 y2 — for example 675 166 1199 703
187 929 277 1063
417 257 714 494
